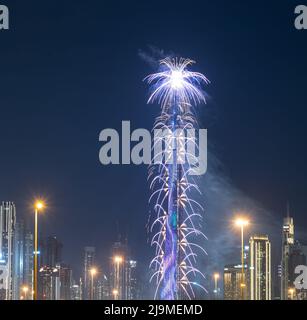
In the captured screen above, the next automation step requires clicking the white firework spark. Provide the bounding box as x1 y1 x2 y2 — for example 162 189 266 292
146 57 209 300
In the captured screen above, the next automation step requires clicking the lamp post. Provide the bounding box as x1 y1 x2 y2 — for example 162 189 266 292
90 267 97 300
112 289 119 300
235 218 249 300
113 255 123 300
22 286 29 300
33 200 45 300
289 288 295 300
213 273 220 299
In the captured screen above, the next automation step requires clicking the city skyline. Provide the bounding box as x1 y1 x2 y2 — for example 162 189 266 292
1 198 306 300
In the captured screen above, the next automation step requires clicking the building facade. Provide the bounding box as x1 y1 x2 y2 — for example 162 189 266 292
281 216 294 300
249 235 271 300
223 264 247 300
83 246 96 300
0 201 16 300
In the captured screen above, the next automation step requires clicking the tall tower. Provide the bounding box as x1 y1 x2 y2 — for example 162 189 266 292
0 201 16 300
281 208 294 300
40 236 62 268
249 235 271 300
23 230 34 298
146 58 209 300
12 221 24 300
83 246 96 300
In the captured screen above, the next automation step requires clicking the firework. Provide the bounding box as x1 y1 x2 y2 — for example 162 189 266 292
146 57 209 300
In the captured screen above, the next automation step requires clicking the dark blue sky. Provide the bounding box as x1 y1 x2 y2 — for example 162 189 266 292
1 0 306 284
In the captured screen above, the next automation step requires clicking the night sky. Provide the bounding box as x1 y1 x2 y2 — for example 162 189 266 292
1 0 307 291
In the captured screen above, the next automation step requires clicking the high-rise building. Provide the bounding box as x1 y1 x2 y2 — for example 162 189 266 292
127 260 138 300
40 236 62 268
95 274 109 300
23 230 34 298
249 235 271 300
110 241 138 300
281 214 294 300
38 236 63 300
59 263 72 300
39 266 60 300
0 201 16 300
71 280 82 300
83 246 96 300
12 221 24 300
223 264 247 300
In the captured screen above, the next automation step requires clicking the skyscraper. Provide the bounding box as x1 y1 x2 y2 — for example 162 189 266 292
127 260 138 300
12 221 24 300
40 236 62 268
39 266 60 300
39 236 63 300
0 201 16 300
223 264 247 300
59 263 73 300
83 246 96 300
281 213 294 300
23 230 34 298
110 240 138 300
249 235 271 300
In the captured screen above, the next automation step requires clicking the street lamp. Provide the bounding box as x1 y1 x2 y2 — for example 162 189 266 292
114 255 123 264
33 200 45 300
213 273 220 299
112 289 119 300
288 288 295 300
22 285 29 300
235 217 249 300
90 267 97 300
113 255 123 300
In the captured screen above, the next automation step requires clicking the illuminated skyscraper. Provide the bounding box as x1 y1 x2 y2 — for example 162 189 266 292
0 201 16 300
223 264 247 300
39 236 63 299
12 221 24 300
249 235 271 300
59 263 73 300
23 230 34 297
40 236 63 268
83 246 96 300
110 241 138 300
39 266 60 300
281 212 294 300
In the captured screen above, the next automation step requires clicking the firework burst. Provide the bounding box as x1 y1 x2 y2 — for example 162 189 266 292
146 57 209 300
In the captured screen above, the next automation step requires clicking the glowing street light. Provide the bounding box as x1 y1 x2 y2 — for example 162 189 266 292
90 267 97 300
112 289 119 300
114 255 123 264
213 273 220 299
288 288 295 300
234 217 249 300
22 285 29 300
113 255 123 300
33 200 45 300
